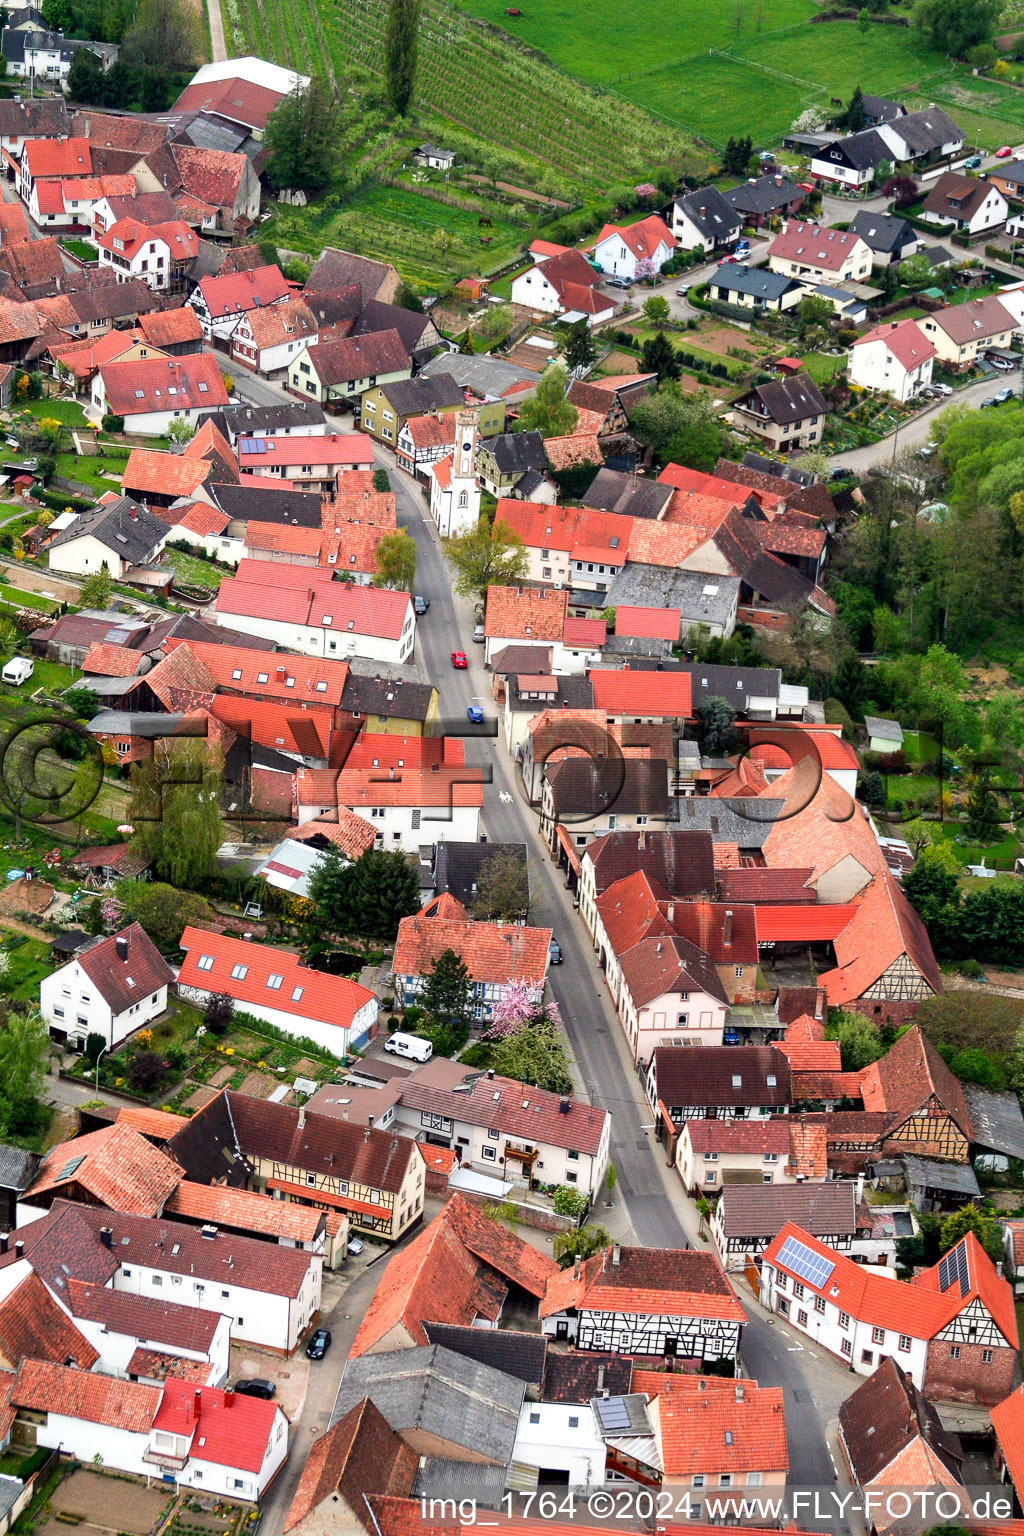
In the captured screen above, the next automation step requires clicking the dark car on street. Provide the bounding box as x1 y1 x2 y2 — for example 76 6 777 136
306 1328 332 1360
234 1378 276 1399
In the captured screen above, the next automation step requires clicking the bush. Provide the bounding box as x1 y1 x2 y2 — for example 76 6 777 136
126 1050 167 1093
203 993 234 1036
83 1032 106 1067
960 957 983 979
101 414 124 432
552 1184 588 1220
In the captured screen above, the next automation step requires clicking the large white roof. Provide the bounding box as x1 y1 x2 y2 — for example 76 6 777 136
187 56 309 96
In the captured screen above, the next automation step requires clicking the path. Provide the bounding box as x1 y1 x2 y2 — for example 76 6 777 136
207 0 227 64
462 174 570 208
834 373 1010 472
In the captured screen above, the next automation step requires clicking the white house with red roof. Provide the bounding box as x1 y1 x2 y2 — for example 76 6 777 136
10 1362 288 1500
39 923 173 1050
213 562 414 664
91 354 229 434
95 218 199 291
591 215 676 279
236 432 374 492
391 893 551 1026
177 927 380 1054
187 264 292 341
510 248 616 326
309 732 483 849
768 222 872 284
849 319 936 402
760 1224 1018 1404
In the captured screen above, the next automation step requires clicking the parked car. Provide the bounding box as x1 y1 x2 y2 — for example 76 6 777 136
723 1029 741 1046
918 444 937 459
997 145 1014 158
606 276 632 290
995 386 1015 403
990 357 1015 371
931 382 953 396
451 650 468 668
234 1379 276 1399
548 938 563 965
964 154 983 169
413 595 429 615
306 1328 332 1360
346 1237 364 1257
467 704 484 723
472 621 485 643
675 284 691 296
981 396 998 408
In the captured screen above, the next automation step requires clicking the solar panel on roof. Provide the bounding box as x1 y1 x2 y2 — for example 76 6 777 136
55 1153 86 1181
596 1397 631 1431
776 1233 835 1289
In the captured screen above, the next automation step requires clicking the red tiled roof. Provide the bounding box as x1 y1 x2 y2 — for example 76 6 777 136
634 1371 788 1476
993 1388 1024 1502
393 911 550 987
717 867 815 904
764 1224 1016 1344
178 927 376 1036
352 1194 558 1356
23 138 92 179
852 318 936 371
238 433 374 467
82 642 144 677
0 1273 97 1369
12 1358 159 1432
776 1037 842 1072
168 502 231 538
100 353 229 416
122 448 213 500
484 584 567 641
215 567 411 638
165 1179 325 1242
116 1105 188 1141
66 1278 221 1354
285 1398 417 1533
669 900 758 964
287 812 378 861
163 639 349 707
541 1244 745 1323
859 1021 966 1133
154 1378 281 1472
402 412 457 451
25 1119 180 1215
172 78 284 132
819 873 942 1009
198 263 291 318
686 1117 791 1154
769 221 868 272
399 1069 607 1157
302 330 410 387
594 214 676 261
761 760 887 889
562 616 606 647
755 904 858 943
590 668 692 717
614 605 681 641
209 694 333 757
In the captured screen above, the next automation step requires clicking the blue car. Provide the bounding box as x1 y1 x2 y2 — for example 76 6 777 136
467 705 484 723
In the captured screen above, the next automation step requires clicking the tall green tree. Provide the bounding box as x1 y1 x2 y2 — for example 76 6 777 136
517 365 578 439
0 1009 48 1136
445 518 528 600
353 847 419 939
553 1224 611 1268
307 844 356 934
490 1016 573 1093
562 318 597 372
903 843 960 929
641 332 681 383
129 739 223 891
472 847 529 921
264 76 343 197
120 0 201 74
80 566 112 610
374 530 417 591
383 0 421 116
420 947 473 1035
845 85 866 132
913 0 1000 54
965 770 1001 841
695 696 736 754
939 1203 1003 1265
825 1009 884 1070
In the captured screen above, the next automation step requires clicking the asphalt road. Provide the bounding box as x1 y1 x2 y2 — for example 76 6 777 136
384 446 843 1503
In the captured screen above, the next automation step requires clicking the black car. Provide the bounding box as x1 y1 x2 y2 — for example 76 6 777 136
306 1328 332 1360
234 1378 276 1399
413 595 429 615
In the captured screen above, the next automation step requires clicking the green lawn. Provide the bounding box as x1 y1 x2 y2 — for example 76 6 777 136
163 547 223 591
0 932 54 1005
58 238 95 263
799 351 848 385
10 398 89 431
0 583 59 614
51 450 129 496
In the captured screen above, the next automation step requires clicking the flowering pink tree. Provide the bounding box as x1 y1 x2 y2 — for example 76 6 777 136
101 895 124 931
634 183 658 203
483 980 560 1041
634 256 656 284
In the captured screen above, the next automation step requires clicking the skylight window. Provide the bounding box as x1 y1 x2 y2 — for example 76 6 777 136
197 955 214 971
266 973 283 990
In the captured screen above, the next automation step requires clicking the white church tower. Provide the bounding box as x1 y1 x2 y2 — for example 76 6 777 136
430 408 481 538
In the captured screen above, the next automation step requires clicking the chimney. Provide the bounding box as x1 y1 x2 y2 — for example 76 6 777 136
13 1240 22 1259
487 1068 495 1080
224 1390 234 1408
574 1253 582 1280
735 1383 744 1402
559 1095 570 1115
116 935 128 962
775 174 782 187
297 1104 305 1129
637 831 646 851
0 1234 8 1256
891 319 899 330
597 1364 605 1392
612 1243 621 1266
723 909 733 947
666 902 674 924
99 1227 112 1249
193 1389 202 1420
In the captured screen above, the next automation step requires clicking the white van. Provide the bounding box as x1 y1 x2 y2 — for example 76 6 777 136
384 1030 433 1062
2 657 33 686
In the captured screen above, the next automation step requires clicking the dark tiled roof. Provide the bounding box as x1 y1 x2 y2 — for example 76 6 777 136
355 302 438 357
75 923 173 1015
341 674 435 721
717 1180 856 1238
818 128 890 172
652 1044 792 1109
432 841 528 910
165 1090 251 1188
285 1398 417 1534
678 662 780 708
724 175 802 217
0 1144 38 1191
847 211 917 255
377 373 463 417
48 498 169 566
212 483 324 528
306 248 397 307
541 1352 632 1403
422 1323 546 1385
740 374 826 427
895 107 962 156
215 401 326 438
586 828 716 896
839 1356 963 1487
481 431 548 475
581 468 673 520
673 186 741 240
546 757 669 817
227 1092 416 1194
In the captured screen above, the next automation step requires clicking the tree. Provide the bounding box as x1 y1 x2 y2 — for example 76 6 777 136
120 0 201 74
126 1049 167 1093
517 365 578 439
490 1016 573 1093
883 174 918 209
352 847 419 939
641 332 681 383
965 769 1001 841
0 720 73 841
825 1009 883 1070
445 518 528 601
0 1010 48 1136
66 45 106 103
630 386 725 466
203 992 234 1037
846 85 866 132
264 75 343 197
722 135 753 175
384 0 421 114
372 468 391 493
552 1184 588 1220
913 0 1000 54
939 1203 1003 1265
695 695 736 754
80 566 112 610
898 253 934 290
62 686 99 720
374 530 416 591
129 738 223 890
485 982 559 1042
308 844 356 934
796 294 834 338
83 1031 106 1068
395 283 424 314
903 844 960 929
458 328 474 355
791 106 825 133
553 1224 610 1268
420 948 473 1038
117 881 213 949
831 650 865 713
562 318 596 372
604 1162 617 1205
643 294 671 327
473 847 529 921
949 1046 999 1087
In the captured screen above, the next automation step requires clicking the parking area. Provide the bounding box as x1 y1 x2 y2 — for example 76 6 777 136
229 1344 309 1421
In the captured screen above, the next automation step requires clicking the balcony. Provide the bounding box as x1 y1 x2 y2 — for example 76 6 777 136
143 1446 189 1471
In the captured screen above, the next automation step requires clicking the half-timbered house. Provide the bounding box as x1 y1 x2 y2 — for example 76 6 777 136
859 1026 971 1162
818 869 941 1023
711 1180 858 1270
761 1224 1017 1404
539 1243 745 1363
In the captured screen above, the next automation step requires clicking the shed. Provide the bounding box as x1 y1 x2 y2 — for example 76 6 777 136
864 715 904 753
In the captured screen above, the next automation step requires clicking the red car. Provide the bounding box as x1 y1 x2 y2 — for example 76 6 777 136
451 651 468 668
997 145 1014 158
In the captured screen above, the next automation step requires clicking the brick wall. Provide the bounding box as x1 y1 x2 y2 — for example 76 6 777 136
857 996 923 1027
925 1338 1017 1406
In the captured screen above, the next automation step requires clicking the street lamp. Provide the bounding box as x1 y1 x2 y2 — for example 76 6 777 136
94 1041 110 1094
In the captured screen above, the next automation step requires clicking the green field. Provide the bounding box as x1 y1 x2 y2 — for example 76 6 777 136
0 583 58 614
